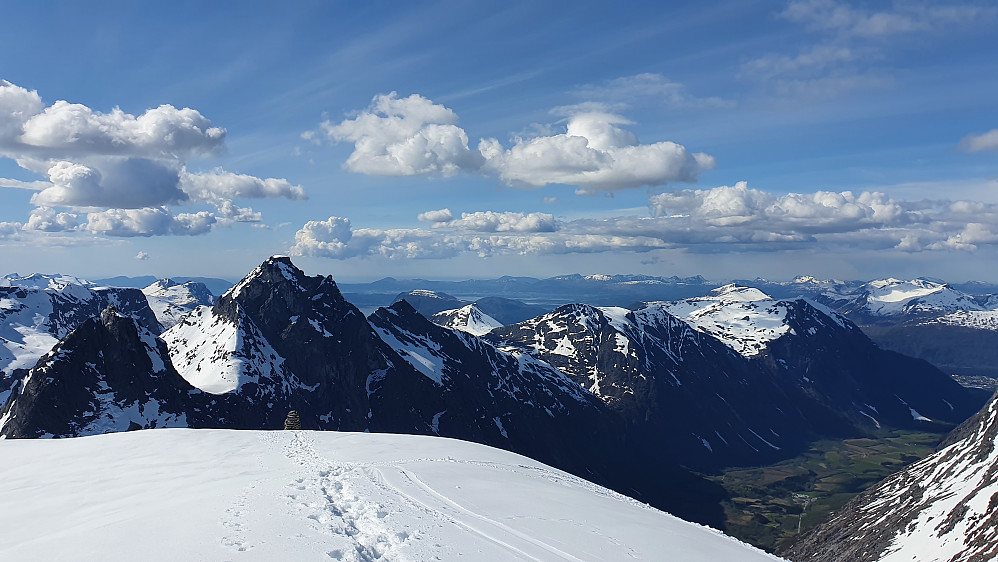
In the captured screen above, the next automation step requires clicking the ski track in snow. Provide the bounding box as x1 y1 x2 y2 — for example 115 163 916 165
268 431 606 561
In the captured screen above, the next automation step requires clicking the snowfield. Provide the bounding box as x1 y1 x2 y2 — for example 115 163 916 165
0 429 781 561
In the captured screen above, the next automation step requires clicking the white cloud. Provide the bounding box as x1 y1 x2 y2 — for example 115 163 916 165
291 183 998 261
12 99 224 160
0 79 305 238
84 207 216 237
437 211 557 233
318 93 713 194
23 207 80 232
482 112 714 194
290 216 358 258
0 177 48 190
30 158 187 208
320 92 483 177
135 251 150 260
180 168 305 202
0 80 43 140
0 221 22 238
214 201 263 223
417 208 453 223
960 129 998 152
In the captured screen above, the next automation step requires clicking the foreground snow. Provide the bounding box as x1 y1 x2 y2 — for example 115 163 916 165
0 429 780 561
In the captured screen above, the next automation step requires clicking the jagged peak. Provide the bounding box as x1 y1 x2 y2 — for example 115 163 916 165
226 256 313 299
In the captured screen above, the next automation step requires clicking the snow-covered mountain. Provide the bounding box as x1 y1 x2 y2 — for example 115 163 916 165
812 278 998 378
0 275 163 413
0 275 161 375
661 284 807 357
819 278 987 324
0 307 191 438
2 256 729 526
141 278 214 329
0 429 783 561
490 291 983 470
783 391 998 562
430 303 503 335
488 302 837 469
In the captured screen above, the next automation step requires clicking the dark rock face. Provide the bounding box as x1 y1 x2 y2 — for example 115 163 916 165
758 300 983 431
0 309 191 438
490 299 984 472
168 256 438 433
489 303 840 470
781 392 998 562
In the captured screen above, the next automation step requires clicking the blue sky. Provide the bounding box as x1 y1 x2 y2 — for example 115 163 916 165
1 0 997 282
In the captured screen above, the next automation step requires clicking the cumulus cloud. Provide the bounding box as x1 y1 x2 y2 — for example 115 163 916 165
180 168 305 202
214 201 263 222
84 207 216 237
319 92 484 177
290 183 998 260
317 93 713 194
960 129 998 152
30 158 187 208
0 221 22 238
437 211 557 233
23 207 80 232
417 208 453 223
482 112 715 193
0 79 305 238
135 251 150 260
11 99 224 160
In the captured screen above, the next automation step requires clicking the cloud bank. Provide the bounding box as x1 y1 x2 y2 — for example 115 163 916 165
291 182 998 260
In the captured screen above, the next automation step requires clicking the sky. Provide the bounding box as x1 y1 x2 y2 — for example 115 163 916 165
1 0 997 283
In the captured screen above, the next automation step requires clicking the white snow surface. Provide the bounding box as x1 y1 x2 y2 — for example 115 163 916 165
0 429 783 561
432 303 503 336
659 284 790 357
860 397 998 562
927 309 998 331
162 305 288 394
830 278 984 317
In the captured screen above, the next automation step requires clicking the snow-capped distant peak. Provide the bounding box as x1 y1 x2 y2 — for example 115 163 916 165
845 278 983 317
706 284 773 302
142 279 214 330
1 272 94 290
585 274 613 281
432 304 503 336
659 287 789 357
409 289 447 299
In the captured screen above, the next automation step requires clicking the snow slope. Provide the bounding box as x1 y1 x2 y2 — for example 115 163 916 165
141 278 214 329
431 303 504 336
0 429 781 562
660 284 792 357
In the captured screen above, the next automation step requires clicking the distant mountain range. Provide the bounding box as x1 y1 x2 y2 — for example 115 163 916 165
3 257 992 535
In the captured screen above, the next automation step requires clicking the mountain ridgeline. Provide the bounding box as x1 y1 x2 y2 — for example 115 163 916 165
0 257 987 530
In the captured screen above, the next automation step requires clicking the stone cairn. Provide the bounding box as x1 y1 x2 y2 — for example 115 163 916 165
283 410 302 430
